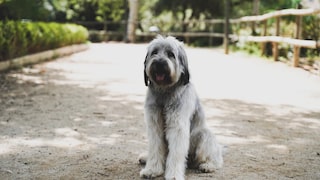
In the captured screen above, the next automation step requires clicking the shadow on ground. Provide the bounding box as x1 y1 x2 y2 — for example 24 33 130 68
201 99 320 179
0 69 146 179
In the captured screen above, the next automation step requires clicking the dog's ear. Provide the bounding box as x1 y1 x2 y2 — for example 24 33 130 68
178 46 190 85
144 54 149 86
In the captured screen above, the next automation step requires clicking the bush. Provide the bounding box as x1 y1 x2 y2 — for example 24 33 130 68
0 21 88 61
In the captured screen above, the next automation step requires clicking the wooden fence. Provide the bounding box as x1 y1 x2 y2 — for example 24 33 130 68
153 8 320 67
78 8 320 67
231 8 320 67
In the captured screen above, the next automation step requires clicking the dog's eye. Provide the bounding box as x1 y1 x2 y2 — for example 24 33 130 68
167 51 175 58
151 49 158 55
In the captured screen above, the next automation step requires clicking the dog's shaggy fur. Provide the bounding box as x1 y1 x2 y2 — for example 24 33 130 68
140 35 223 180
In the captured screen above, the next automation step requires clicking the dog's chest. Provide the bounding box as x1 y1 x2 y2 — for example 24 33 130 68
155 95 180 114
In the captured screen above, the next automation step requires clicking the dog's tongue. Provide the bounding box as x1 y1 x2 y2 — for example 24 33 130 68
156 74 165 81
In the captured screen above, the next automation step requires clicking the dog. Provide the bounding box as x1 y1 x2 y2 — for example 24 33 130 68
140 35 223 180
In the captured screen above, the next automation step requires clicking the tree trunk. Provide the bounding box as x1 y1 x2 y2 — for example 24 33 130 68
126 0 139 43
251 0 260 35
224 0 230 54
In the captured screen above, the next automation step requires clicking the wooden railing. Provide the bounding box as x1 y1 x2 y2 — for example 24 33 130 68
78 8 320 67
156 8 320 67
135 19 227 45
230 8 320 67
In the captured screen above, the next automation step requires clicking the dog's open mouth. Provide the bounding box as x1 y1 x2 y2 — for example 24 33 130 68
150 61 172 85
156 73 165 81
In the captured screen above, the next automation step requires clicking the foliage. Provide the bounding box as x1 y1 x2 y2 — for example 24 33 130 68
95 0 126 22
0 21 88 61
260 0 301 12
0 0 52 21
139 0 224 33
153 0 224 19
302 15 320 59
0 0 127 22
56 0 127 22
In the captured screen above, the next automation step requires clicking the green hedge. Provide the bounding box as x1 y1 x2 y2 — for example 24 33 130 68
0 21 88 61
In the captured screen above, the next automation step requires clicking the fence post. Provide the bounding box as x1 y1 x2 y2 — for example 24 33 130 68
261 20 267 56
273 17 280 61
293 15 302 67
224 0 230 54
209 23 214 46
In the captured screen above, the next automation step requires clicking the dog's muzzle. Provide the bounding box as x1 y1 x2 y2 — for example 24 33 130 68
150 59 172 85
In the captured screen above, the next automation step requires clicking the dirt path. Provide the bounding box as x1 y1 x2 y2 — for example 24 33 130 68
1 43 320 180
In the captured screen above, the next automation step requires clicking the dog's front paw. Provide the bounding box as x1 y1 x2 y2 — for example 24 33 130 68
198 162 215 173
165 174 184 180
165 170 185 180
140 168 163 179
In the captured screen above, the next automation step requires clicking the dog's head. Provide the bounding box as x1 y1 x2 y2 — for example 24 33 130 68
144 35 189 87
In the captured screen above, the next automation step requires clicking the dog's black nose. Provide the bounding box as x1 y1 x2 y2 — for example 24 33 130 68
152 60 168 73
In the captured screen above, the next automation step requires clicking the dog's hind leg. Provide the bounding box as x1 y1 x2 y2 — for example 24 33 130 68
190 128 223 173
138 152 148 165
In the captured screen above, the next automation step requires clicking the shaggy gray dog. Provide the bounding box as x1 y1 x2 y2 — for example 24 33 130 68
140 35 223 180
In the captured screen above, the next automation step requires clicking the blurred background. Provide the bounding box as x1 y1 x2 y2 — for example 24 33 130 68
0 0 319 67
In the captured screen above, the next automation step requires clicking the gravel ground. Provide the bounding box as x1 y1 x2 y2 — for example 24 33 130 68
1 43 320 179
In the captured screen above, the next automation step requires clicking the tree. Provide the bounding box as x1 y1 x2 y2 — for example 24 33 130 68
60 0 126 22
0 0 52 21
153 0 224 19
260 0 301 12
126 0 139 42
0 0 126 23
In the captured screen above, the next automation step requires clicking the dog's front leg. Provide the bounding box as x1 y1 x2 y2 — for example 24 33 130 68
140 108 166 178
165 116 190 180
